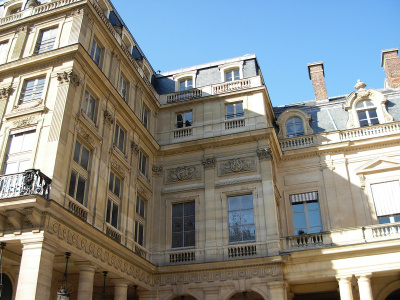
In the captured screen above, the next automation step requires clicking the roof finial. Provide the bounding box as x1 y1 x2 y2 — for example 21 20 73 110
354 79 366 91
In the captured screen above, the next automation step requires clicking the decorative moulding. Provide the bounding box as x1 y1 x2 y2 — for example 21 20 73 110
215 174 262 187
275 108 313 139
202 157 216 169
152 165 163 176
218 157 256 176
165 165 201 184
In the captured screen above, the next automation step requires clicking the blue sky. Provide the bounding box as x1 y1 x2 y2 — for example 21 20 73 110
112 0 400 106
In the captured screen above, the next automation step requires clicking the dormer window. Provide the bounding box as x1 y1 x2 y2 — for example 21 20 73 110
179 78 193 91
219 61 244 82
286 117 304 138
356 100 379 127
225 69 240 82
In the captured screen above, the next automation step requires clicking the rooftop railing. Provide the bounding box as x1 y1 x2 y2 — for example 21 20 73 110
0 169 51 200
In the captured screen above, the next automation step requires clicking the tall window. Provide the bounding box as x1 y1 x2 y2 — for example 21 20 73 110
179 78 193 91
114 124 125 153
0 41 9 64
226 102 244 119
35 27 57 54
135 195 146 246
3 130 35 175
356 100 379 127
142 105 149 129
68 140 90 204
228 194 255 243
90 38 102 66
286 117 304 138
139 151 148 177
225 69 240 82
290 192 322 235
82 90 97 122
172 201 195 248
176 111 192 128
106 199 119 228
370 181 400 224
19 77 45 103
109 171 122 198
119 75 128 101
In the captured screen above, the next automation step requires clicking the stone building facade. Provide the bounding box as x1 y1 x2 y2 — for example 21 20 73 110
0 0 398 299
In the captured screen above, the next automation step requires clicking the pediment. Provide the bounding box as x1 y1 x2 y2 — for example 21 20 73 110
356 157 400 175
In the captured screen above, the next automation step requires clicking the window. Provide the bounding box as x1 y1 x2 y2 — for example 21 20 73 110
228 194 255 243
68 140 90 205
90 38 102 66
225 69 240 82
0 41 9 64
106 199 119 228
139 151 148 177
286 117 304 138
3 130 35 175
172 201 195 248
9 6 21 15
109 171 122 198
226 102 244 119
35 27 57 54
176 111 192 128
114 124 125 153
135 195 146 246
19 77 45 103
370 181 400 224
119 75 128 101
142 105 149 129
179 78 193 91
82 90 97 122
290 192 322 235
356 100 379 127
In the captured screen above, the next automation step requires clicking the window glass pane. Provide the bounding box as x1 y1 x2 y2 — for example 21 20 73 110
114 125 119 146
241 209 255 225
225 71 233 82
76 176 86 204
172 232 183 248
172 203 183 218
87 96 96 121
233 69 240 80
18 160 30 173
20 131 35 152
184 231 195 247
293 212 306 229
307 202 319 210
229 211 241 226
176 113 183 128
140 200 145 217
82 91 89 114
292 203 304 212
368 109 377 118
184 215 195 231
80 146 89 170
109 172 114 192
118 129 125 151
73 141 81 164
229 227 241 243
111 203 118 228
236 102 244 117
242 225 255 241
68 170 77 197
308 210 321 227
179 81 186 91
357 111 367 120
378 217 390 224
185 112 192 126
241 194 253 209
226 104 234 119
296 228 307 235
106 199 111 223
114 176 121 197
228 196 240 211
184 201 195 216
138 223 144 245
309 226 322 233
172 217 183 233
394 216 400 222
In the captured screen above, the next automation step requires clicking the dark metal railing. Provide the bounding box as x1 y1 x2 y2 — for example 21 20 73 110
0 169 51 199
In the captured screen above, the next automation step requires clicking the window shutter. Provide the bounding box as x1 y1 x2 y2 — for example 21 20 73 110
370 181 400 217
289 192 318 204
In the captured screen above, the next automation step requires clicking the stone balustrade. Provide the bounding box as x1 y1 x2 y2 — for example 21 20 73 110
134 244 148 259
0 169 51 200
167 89 202 103
228 244 257 258
213 78 252 94
339 122 400 141
280 135 315 150
67 199 88 221
169 249 196 263
225 118 245 129
106 225 122 243
173 127 192 138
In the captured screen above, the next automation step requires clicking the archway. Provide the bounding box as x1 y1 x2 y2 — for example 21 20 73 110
171 296 197 300
386 289 400 300
230 291 265 300
0 274 12 300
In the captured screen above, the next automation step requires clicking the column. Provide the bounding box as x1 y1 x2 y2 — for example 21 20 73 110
15 238 57 300
113 279 129 300
357 274 373 300
268 281 288 300
337 276 353 300
76 262 96 300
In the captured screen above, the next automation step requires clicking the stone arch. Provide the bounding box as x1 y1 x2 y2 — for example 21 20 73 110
276 108 313 138
376 280 400 300
0 273 13 300
226 290 266 300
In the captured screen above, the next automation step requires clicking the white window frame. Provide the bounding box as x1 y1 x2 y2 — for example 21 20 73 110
109 170 122 199
171 201 195 249
0 40 9 64
134 195 146 246
106 198 119 228
227 193 255 243
286 117 305 138
82 90 98 123
225 102 244 120
218 61 244 82
142 105 149 129
90 38 103 67
355 100 379 127
139 150 148 177
114 123 126 153
173 71 197 92
35 27 58 54
119 74 128 101
289 192 323 235
19 77 46 104
176 111 192 128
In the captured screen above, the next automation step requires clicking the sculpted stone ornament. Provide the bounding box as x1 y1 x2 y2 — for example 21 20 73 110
131 141 139 155
167 165 200 183
12 116 37 128
202 157 216 169
110 158 125 177
152 165 163 176
103 110 114 127
219 157 256 175
57 71 80 87
77 125 95 147
0 86 12 100
256 148 272 160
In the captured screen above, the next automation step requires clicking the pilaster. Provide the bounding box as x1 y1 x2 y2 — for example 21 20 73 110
267 281 288 300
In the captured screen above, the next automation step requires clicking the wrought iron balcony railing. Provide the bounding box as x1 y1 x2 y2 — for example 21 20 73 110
0 169 51 200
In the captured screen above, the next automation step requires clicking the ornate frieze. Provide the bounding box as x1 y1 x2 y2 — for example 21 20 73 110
166 165 201 183
0 86 12 100
76 125 96 147
152 165 163 176
202 157 216 169
218 157 256 176
103 110 114 127
12 115 38 128
57 71 80 87
109 157 126 177
256 148 272 161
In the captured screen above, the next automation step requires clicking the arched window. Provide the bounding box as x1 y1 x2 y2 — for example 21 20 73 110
286 117 304 138
356 100 379 127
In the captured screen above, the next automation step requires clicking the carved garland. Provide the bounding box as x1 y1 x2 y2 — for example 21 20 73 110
57 71 81 88
0 86 12 100
218 157 256 176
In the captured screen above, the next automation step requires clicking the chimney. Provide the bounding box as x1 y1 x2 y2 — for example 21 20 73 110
308 62 328 101
381 48 400 88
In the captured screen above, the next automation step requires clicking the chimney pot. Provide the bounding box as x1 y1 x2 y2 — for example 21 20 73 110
308 62 328 101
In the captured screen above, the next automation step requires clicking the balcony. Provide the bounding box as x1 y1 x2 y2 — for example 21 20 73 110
282 223 400 252
173 127 193 138
279 121 400 151
160 76 263 105
0 169 51 200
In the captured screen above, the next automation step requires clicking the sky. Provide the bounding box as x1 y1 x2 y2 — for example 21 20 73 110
111 0 400 107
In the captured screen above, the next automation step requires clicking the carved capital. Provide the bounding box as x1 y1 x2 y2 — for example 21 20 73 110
256 148 272 161
57 71 80 87
0 86 12 100
202 157 216 169
103 110 114 127
152 165 163 176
